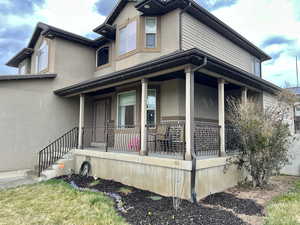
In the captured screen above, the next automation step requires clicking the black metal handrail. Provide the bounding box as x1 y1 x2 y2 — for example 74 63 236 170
38 127 79 176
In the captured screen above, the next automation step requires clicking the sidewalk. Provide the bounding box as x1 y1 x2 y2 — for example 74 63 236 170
0 176 38 190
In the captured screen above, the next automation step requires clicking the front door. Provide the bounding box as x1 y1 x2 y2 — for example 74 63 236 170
93 98 111 143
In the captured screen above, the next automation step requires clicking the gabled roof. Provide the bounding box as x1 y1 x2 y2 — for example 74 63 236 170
6 48 34 67
94 0 271 61
6 22 109 68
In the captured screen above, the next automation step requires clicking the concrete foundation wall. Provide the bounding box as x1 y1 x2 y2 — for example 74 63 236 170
74 150 242 200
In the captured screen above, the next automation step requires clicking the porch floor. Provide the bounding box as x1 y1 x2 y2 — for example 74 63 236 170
81 147 219 160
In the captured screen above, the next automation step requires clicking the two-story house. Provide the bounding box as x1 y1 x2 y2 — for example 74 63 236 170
1 0 286 201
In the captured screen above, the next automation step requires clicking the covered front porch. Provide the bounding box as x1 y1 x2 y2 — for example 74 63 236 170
76 68 253 160
54 49 273 200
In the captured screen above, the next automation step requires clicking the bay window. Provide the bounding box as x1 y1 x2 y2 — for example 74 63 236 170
119 20 137 55
145 17 157 49
118 91 136 127
36 40 49 73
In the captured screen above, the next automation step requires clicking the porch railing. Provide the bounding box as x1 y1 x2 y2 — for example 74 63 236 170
194 122 220 157
147 122 186 158
225 123 242 155
38 127 79 176
81 121 240 158
82 124 141 153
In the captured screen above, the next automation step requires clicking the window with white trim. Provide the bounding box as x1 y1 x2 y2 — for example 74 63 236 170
118 91 136 127
119 20 137 55
145 17 157 49
19 64 26 75
36 40 48 73
253 58 261 76
96 47 109 67
147 89 156 127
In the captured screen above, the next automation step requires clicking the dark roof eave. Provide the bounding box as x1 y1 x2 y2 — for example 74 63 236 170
0 74 57 81
54 49 279 97
6 48 34 67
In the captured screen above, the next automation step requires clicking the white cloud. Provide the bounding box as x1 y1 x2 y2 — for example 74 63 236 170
36 0 106 37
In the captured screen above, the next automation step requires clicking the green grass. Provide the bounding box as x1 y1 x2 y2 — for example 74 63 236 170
0 180 128 225
264 179 300 225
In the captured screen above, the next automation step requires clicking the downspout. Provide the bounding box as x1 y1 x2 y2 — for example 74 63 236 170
190 56 208 203
179 1 192 50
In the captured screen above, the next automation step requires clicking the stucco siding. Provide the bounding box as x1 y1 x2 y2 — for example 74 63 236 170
0 36 97 172
0 80 79 172
54 38 95 89
181 13 255 74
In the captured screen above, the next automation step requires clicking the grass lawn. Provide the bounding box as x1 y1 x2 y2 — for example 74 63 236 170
0 180 128 225
264 179 300 225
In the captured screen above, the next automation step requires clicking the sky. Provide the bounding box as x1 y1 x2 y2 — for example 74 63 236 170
0 0 299 87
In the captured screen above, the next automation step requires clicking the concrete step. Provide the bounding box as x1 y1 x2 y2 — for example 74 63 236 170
40 152 75 180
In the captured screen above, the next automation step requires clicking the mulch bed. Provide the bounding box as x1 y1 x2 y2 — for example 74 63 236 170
57 175 264 225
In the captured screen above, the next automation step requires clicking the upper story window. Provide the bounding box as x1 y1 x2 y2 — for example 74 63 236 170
96 47 109 67
145 17 157 49
19 64 26 75
119 20 137 55
253 58 261 76
36 40 49 73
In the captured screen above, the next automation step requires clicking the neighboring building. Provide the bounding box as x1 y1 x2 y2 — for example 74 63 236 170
0 0 290 200
287 87 300 133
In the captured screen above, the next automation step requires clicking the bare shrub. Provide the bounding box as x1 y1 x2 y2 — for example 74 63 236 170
226 90 296 188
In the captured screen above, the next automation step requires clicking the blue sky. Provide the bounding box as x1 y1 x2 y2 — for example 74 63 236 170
0 0 299 87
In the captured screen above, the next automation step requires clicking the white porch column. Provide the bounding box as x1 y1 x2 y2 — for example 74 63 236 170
78 94 85 149
140 79 148 156
185 66 195 161
241 87 248 105
218 79 226 156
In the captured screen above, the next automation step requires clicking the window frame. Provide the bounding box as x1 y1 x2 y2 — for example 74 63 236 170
253 57 261 77
36 39 49 73
145 17 157 49
19 63 26 75
117 90 137 128
147 89 157 128
96 46 110 70
117 18 138 58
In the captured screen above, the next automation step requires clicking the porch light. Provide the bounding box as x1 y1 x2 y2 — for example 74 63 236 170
144 4 150 9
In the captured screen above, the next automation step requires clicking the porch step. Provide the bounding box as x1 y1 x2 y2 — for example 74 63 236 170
40 152 75 180
90 142 106 148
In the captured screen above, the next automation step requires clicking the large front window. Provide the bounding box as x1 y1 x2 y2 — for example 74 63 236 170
119 20 137 55
118 91 136 127
36 40 48 73
147 89 156 126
